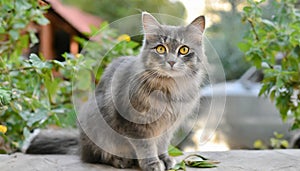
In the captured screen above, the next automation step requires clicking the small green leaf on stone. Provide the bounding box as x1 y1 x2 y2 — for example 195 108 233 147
183 154 220 168
169 160 186 171
168 145 183 157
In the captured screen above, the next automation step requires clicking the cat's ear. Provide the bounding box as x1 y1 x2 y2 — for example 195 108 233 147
142 12 161 39
188 16 205 33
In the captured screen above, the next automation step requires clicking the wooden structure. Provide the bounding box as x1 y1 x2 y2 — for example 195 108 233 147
33 0 102 60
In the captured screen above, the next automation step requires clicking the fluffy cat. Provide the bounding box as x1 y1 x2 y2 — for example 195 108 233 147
25 12 206 171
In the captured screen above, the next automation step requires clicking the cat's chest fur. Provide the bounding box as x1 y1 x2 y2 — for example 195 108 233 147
130 71 199 118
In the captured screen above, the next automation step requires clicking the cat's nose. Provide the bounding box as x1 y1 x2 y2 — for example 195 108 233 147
167 61 176 67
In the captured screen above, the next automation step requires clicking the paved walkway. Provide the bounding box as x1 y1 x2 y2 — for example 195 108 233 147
1 150 299 171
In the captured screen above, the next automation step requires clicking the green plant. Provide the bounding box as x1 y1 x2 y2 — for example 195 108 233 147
0 0 53 153
239 0 300 130
168 145 219 170
74 23 140 86
170 154 219 171
253 132 289 149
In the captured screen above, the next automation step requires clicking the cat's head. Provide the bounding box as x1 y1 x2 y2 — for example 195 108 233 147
140 12 205 78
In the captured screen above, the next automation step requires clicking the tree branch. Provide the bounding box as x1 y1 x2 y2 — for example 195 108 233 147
247 19 260 42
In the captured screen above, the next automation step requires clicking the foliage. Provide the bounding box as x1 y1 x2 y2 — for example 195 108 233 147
239 0 300 130
0 0 54 153
170 154 219 171
0 53 78 153
0 0 49 57
168 145 184 157
74 23 140 86
168 145 219 170
253 132 289 149
206 0 251 80
0 0 140 153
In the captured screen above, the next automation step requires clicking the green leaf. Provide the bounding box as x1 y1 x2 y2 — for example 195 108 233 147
29 31 39 47
186 160 218 168
270 90 276 102
19 111 31 122
0 88 12 107
44 75 60 103
170 161 186 171
259 83 270 96
52 60 65 68
253 140 267 149
168 145 183 157
27 109 49 127
243 6 252 13
9 30 19 40
238 42 251 52
35 16 49 25
13 23 26 29
183 154 220 168
252 55 262 68
275 76 284 88
10 102 22 113
291 119 300 130
0 27 5 33
29 54 51 69
29 54 44 68
23 127 31 140
15 0 32 11
76 69 92 91
280 140 289 148
274 132 284 139
261 19 276 29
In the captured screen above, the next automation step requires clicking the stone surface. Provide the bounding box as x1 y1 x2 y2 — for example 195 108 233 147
1 150 300 171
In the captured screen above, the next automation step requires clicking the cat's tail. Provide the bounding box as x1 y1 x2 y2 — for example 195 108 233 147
22 129 79 155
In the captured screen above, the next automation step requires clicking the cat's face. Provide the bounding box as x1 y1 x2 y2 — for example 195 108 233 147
141 12 205 78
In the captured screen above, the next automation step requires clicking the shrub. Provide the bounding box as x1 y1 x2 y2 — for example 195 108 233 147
239 0 300 130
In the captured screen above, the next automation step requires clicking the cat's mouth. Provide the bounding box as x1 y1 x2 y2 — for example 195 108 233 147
158 67 185 78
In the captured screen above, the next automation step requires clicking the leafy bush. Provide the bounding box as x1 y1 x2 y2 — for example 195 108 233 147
239 0 300 130
0 0 140 153
253 132 289 149
0 0 52 153
74 23 140 86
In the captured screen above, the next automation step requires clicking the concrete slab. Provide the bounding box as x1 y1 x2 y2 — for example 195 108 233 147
1 150 299 171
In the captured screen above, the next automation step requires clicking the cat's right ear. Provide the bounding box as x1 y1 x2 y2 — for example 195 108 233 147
142 12 160 39
187 16 205 34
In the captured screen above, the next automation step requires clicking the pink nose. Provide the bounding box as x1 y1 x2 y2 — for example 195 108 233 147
168 61 176 67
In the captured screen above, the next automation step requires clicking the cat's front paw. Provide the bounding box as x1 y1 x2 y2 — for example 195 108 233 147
111 156 135 168
139 159 165 171
159 154 176 169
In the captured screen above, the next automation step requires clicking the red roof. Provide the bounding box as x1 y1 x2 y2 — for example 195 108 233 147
43 0 102 34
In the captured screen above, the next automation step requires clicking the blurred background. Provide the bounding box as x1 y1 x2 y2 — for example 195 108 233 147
60 0 251 80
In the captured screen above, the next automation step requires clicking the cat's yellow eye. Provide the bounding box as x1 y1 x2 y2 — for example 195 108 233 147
156 45 166 54
179 46 189 55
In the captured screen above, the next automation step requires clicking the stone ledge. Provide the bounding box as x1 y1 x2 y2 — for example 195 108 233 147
1 150 299 171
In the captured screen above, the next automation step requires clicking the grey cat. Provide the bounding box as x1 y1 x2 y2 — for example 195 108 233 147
24 12 206 171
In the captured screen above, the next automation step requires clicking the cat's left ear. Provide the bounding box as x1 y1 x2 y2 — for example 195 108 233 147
188 16 205 33
142 12 161 39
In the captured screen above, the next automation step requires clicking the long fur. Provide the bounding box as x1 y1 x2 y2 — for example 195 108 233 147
25 12 206 171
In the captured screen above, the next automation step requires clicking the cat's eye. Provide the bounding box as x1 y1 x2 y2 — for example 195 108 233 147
179 46 189 55
156 45 166 54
